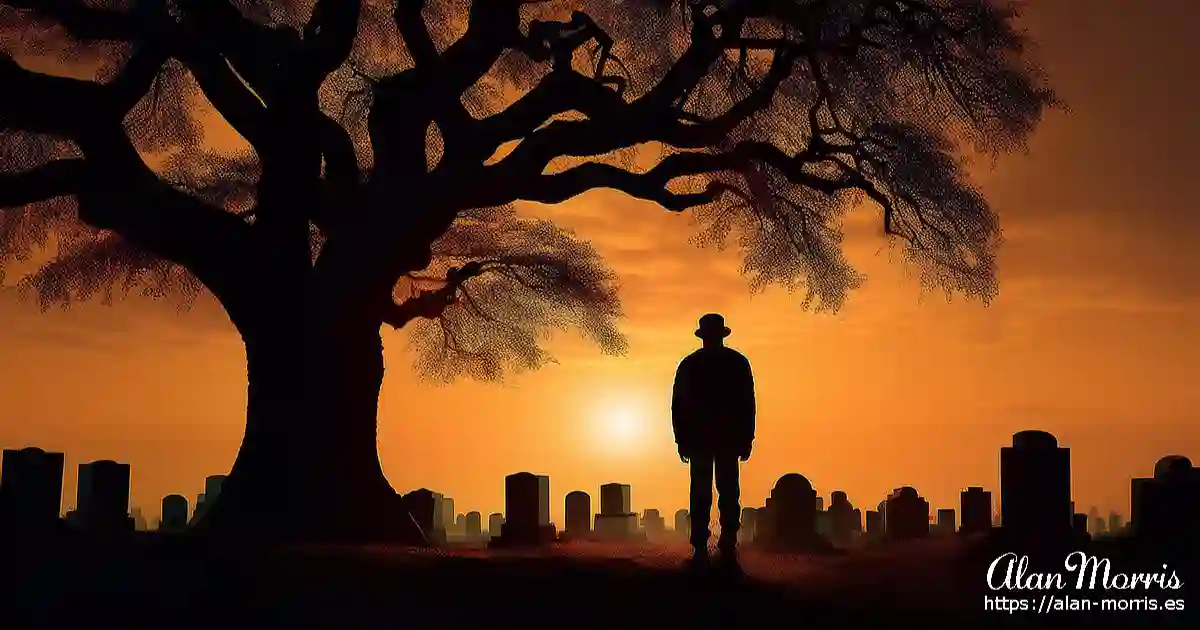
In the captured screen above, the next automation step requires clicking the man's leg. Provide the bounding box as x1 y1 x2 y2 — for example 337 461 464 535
714 455 742 552
688 455 715 555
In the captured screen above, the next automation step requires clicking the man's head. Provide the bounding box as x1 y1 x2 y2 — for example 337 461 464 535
695 313 731 347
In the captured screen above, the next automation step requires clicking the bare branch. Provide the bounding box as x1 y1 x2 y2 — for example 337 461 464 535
480 140 850 210
383 260 485 328
401 205 624 382
3 0 155 42
0 48 256 307
0 158 87 208
303 0 364 78
0 56 110 138
393 0 440 69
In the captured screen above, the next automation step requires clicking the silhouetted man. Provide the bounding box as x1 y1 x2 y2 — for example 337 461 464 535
672 313 755 564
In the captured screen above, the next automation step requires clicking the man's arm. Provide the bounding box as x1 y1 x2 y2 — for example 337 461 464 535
740 355 756 454
672 359 692 451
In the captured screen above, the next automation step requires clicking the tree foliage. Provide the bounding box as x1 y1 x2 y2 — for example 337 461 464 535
0 0 1054 379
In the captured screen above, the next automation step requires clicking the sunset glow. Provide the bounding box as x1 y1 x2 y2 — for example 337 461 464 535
591 401 650 455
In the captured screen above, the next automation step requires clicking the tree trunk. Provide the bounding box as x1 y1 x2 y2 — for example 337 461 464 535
193 312 426 544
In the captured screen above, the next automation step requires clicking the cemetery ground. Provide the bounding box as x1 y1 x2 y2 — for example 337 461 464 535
2 533 1187 629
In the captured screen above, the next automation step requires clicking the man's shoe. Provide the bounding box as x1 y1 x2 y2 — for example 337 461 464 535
715 545 742 574
684 548 710 571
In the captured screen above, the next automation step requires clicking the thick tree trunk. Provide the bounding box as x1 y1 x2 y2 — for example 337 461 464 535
193 315 426 544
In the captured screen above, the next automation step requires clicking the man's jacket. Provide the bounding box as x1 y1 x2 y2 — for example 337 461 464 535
671 346 755 457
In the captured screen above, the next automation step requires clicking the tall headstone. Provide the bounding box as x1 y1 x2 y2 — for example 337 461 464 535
563 490 592 539
0 447 65 532
160 494 189 530
465 511 483 539
884 487 929 542
493 472 554 546
1132 455 1200 548
600 483 631 515
439 497 455 536
204 475 226 502
1072 512 1089 538
1000 430 1072 545
960 487 992 534
934 508 956 535
827 491 859 547
536 475 550 527
401 489 442 545
674 508 690 540
864 510 884 541
192 475 227 523
487 512 504 539
76 460 133 533
596 482 636 541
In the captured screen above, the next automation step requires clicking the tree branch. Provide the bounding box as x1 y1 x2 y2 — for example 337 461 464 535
0 48 256 305
302 0 363 78
3 0 155 42
393 0 440 69
0 57 109 138
437 0 534 95
383 261 484 329
504 140 853 210
0 158 87 207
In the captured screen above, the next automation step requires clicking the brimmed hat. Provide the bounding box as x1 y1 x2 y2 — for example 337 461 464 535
695 313 731 339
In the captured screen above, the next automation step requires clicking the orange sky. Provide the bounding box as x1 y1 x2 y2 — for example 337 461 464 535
2 1 1198 526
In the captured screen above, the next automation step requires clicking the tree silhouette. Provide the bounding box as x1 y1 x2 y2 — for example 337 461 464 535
0 0 1054 542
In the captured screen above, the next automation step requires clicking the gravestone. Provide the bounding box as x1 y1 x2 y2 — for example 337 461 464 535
465 511 482 539
828 490 859 547
884 486 929 542
595 482 636 541
764 473 827 552
160 494 189 531
492 472 555 547
563 491 592 539
401 489 443 545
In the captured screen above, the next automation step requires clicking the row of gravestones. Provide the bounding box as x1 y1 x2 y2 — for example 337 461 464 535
403 474 938 550
403 475 849 550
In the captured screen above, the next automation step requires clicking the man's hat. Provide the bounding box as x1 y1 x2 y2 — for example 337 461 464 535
695 313 731 339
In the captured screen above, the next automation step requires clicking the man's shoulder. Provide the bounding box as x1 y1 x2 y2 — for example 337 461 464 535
718 346 751 363
683 347 749 364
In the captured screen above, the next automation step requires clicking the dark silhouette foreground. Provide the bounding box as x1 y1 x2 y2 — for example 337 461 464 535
3 533 1187 630
0 0 1056 542
674 313 755 559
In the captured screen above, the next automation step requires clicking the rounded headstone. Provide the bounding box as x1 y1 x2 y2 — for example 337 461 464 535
1012 430 1058 449
1154 455 1192 480
774 473 813 494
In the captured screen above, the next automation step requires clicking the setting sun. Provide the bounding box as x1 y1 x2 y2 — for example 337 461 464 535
591 403 650 454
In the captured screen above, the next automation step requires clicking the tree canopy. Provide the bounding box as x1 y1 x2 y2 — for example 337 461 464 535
0 0 1055 379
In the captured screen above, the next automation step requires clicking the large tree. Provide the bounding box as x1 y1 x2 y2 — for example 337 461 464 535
0 0 1054 542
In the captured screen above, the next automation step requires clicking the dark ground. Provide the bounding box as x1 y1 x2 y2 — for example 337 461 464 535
1 533 1191 629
